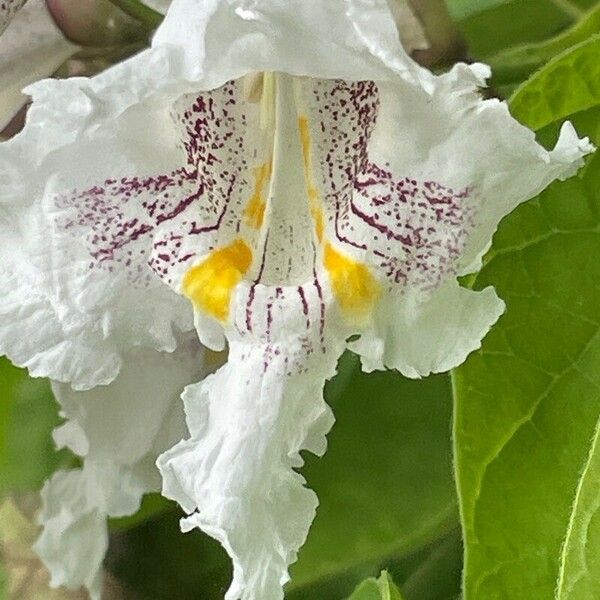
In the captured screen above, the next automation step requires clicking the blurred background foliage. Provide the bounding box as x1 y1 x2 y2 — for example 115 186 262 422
1 0 600 599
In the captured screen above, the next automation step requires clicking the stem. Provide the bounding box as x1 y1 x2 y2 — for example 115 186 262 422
406 0 468 68
74 41 147 61
107 0 163 29
550 0 585 20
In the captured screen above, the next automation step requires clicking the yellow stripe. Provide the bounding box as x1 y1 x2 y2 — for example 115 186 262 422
244 161 271 229
298 116 325 242
300 115 379 316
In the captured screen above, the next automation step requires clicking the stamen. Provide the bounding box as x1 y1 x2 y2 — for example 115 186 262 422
242 72 277 129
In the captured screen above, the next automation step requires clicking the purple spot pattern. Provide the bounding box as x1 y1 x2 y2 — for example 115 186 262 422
306 80 475 291
55 81 259 287
56 172 192 287
150 82 261 284
55 77 475 367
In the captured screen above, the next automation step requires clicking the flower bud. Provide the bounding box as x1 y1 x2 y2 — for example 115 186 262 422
45 0 146 47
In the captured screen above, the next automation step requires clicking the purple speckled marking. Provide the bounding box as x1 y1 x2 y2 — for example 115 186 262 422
57 77 473 295
246 284 257 332
56 80 257 287
234 280 328 376
312 269 326 348
298 286 310 329
56 170 194 286
307 80 475 292
54 76 475 375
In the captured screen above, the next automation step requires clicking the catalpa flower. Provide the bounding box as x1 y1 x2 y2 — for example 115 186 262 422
0 0 592 598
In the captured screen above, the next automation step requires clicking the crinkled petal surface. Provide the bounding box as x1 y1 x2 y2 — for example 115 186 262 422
0 0 590 389
299 73 593 373
159 309 344 600
352 281 505 377
0 77 194 387
0 1 593 599
0 0 76 132
145 0 429 53
34 337 205 599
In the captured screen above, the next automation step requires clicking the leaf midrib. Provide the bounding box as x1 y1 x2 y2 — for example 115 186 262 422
555 411 600 598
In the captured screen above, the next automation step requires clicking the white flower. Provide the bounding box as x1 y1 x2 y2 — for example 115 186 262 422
0 1 593 599
35 335 207 599
0 0 77 132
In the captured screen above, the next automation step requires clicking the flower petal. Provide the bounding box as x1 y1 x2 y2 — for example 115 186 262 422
0 0 27 35
0 221 192 388
159 281 344 600
158 350 338 600
146 0 429 56
0 3 592 598
0 1 497 388
365 69 594 276
35 337 206 598
352 281 505 376
0 85 197 388
293 69 593 375
34 466 137 600
152 0 424 88
0 0 76 132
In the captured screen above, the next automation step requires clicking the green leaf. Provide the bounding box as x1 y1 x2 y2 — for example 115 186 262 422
109 356 458 599
349 579 383 600
285 528 462 600
510 34 600 130
0 359 66 492
453 46 600 599
107 509 232 600
289 362 457 593
573 0 600 8
0 563 6 600
349 571 404 600
448 0 591 21
488 4 600 85
555 416 600 599
396 529 463 600
447 0 507 22
109 492 172 531
454 150 600 600
446 0 577 57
